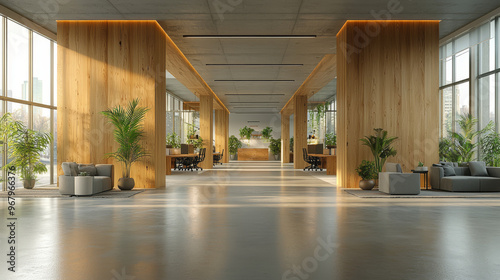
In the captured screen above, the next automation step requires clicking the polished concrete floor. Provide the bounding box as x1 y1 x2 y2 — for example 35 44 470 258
1 161 500 280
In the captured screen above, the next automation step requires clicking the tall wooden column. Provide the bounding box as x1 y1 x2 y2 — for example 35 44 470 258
294 95 308 169
215 109 229 163
57 20 166 189
337 20 439 188
200 95 213 169
281 113 290 163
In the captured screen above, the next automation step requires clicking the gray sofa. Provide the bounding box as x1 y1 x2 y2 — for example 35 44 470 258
430 161 500 192
59 162 114 195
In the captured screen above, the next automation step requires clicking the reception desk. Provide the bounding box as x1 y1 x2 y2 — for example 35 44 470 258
238 148 269 161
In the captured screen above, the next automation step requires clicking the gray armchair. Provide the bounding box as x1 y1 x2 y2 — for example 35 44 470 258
379 163 421 195
59 162 114 195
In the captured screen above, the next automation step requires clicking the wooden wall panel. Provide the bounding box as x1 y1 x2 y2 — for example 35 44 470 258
200 95 213 169
281 114 290 163
337 21 439 188
215 109 229 163
57 20 166 188
294 95 308 169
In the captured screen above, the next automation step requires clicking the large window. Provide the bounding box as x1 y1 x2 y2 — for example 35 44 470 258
0 16 57 190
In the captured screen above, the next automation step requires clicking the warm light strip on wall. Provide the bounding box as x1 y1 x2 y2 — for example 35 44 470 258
207 64 303 66
184 35 316 39
230 102 280 104
215 80 295 82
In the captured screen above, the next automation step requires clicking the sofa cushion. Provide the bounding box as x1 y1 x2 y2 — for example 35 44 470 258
441 176 480 192
478 177 500 191
61 163 72 176
68 162 78 176
78 164 97 176
386 163 402 173
440 161 458 167
443 166 456 177
469 161 488 176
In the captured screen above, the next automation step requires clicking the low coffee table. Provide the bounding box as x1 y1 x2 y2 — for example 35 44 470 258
411 170 429 190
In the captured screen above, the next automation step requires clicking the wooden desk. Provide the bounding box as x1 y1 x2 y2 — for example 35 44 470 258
309 154 337 175
166 154 197 175
238 148 268 161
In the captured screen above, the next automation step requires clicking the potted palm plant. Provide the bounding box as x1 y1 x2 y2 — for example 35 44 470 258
269 137 281 160
6 125 52 189
229 135 242 160
360 128 398 176
355 160 377 190
101 98 149 190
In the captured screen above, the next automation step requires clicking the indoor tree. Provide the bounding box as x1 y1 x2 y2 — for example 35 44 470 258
269 137 281 160
360 128 398 174
449 113 493 163
101 98 149 190
229 135 243 159
480 129 500 166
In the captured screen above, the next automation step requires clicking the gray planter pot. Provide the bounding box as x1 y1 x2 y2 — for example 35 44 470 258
359 179 375 190
274 154 280 160
118 177 135 190
230 154 236 160
415 166 428 171
23 179 36 189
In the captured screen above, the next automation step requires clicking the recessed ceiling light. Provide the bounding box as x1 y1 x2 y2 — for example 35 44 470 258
225 94 285 96
206 64 303 66
215 80 294 82
233 106 278 109
183 35 316 39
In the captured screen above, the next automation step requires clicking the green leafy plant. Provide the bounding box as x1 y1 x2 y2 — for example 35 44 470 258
78 172 90 176
6 126 52 181
480 130 500 167
166 132 181 148
290 137 294 152
262 126 273 141
187 136 204 151
449 113 493 163
325 133 337 147
239 126 255 140
439 137 460 162
101 98 150 179
417 161 424 167
355 160 377 180
360 128 398 175
269 137 281 156
186 124 197 139
229 135 243 155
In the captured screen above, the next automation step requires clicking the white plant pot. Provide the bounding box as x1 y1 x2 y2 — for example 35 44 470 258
415 166 428 171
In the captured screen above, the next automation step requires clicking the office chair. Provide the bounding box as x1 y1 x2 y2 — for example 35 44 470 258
303 148 322 171
213 149 224 166
192 148 206 171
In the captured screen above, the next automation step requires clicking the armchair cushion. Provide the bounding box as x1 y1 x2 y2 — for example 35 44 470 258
78 164 97 176
62 162 72 176
385 163 402 173
469 161 488 176
68 162 78 176
443 166 456 177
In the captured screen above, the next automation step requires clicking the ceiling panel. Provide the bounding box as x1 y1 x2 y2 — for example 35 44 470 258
2 0 499 113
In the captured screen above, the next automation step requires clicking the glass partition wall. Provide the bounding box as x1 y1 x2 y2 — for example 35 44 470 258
166 93 199 146
439 16 500 161
0 17 57 190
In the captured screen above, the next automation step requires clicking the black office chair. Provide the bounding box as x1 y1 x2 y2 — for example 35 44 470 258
213 149 224 166
192 148 206 171
303 148 322 171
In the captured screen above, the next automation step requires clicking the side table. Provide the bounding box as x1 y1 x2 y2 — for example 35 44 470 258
74 176 93 196
411 170 429 190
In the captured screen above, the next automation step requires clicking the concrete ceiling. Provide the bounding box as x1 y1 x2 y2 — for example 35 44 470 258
2 0 499 113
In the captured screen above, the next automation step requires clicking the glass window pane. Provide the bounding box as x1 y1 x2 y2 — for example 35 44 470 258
0 19 3 96
445 57 452 85
478 38 495 75
7 20 29 101
441 87 453 138
454 49 469 81
33 107 51 186
478 75 496 130
7 102 29 125
455 82 470 132
33 33 51 105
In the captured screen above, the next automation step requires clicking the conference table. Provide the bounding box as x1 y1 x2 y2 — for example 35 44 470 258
308 154 337 175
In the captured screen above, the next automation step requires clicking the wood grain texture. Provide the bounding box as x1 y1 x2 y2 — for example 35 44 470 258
199 95 213 169
294 95 308 169
238 148 269 161
281 54 337 116
215 109 229 163
57 20 166 188
336 21 439 188
281 114 290 163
